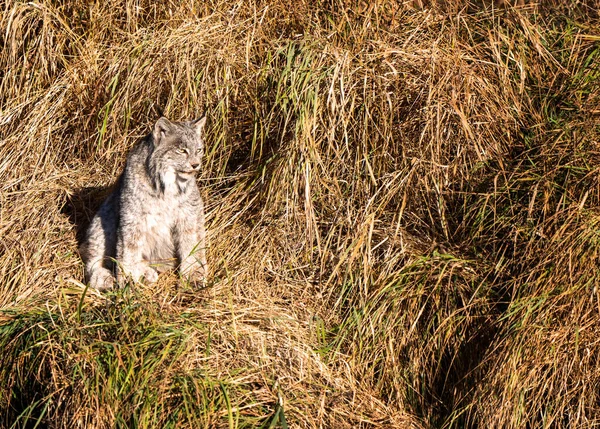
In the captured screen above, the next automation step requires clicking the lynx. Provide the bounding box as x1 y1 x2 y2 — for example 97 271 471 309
80 116 208 290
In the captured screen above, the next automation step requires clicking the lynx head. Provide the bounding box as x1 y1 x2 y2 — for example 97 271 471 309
148 116 206 191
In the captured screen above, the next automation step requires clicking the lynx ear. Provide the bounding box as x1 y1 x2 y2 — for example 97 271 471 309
191 116 207 138
153 117 174 143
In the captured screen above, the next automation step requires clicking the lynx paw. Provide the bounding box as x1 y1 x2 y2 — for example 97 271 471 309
142 265 159 283
89 268 116 291
119 263 159 285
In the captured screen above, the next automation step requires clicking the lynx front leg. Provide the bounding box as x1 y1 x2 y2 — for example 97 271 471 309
176 202 207 286
116 223 158 286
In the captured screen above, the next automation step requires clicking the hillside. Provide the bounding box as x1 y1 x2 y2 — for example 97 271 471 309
1 1 600 427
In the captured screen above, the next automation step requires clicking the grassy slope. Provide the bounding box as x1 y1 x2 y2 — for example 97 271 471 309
1 0 599 427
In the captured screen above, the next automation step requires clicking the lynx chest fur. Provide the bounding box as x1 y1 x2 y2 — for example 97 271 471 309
80 116 208 290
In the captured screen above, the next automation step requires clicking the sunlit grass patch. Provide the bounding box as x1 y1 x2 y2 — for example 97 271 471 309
0 287 282 428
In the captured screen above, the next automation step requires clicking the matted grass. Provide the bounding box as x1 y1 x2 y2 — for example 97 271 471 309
1 0 599 427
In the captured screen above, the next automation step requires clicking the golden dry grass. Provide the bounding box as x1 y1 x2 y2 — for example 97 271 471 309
1 0 600 428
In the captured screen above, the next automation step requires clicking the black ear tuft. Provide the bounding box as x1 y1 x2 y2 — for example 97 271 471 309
191 116 207 137
153 117 174 143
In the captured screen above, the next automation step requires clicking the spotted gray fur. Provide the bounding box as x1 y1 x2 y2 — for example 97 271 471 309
80 116 208 290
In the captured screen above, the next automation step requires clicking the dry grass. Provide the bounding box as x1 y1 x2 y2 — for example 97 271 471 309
1 0 599 427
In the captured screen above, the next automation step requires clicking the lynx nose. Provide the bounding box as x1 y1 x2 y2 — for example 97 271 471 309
190 162 200 170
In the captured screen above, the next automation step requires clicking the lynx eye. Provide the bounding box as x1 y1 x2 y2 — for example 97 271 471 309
196 147 202 154
177 148 188 154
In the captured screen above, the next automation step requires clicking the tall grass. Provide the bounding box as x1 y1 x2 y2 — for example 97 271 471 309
1 0 599 427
